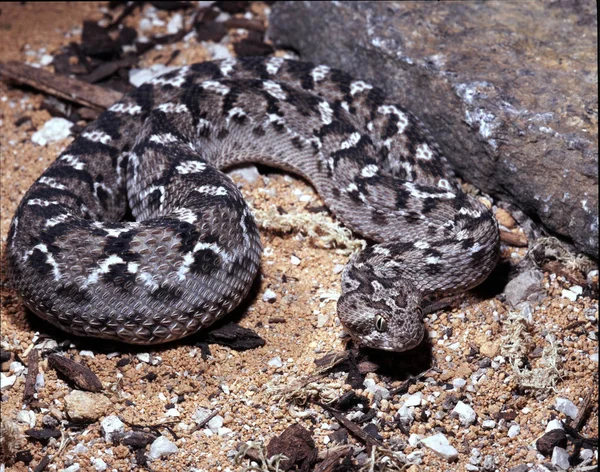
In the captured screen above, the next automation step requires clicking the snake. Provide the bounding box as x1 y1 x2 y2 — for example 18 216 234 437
6 57 499 351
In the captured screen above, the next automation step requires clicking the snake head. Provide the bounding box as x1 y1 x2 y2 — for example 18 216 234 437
336 247 425 352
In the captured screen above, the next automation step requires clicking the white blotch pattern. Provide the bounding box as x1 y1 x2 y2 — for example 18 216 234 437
202 80 230 95
45 213 71 228
219 58 236 77
157 103 189 114
39 177 67 190
361 164 378 178
426 256 441 265
459 207 482 218
149 133 178 145
414 241 430 249
404 182 455 200
84 254 125 287
109 103 142 115
263 80 287 100
151 66 189 87
415 143 434 161
27 199 60 207
172 208 197 224
373 246 391 256
82 130 112 145
318 101 333 125
350 80 373 96
25 244 61 281
266 57 284 75
226 107 248 125
340 132 361 150
176 160 207 174
437 179 451 190
60 154 85 170
177 242 231 281
139 185 166 208
195 185 228 196
311 65 330 82
378 105 409 134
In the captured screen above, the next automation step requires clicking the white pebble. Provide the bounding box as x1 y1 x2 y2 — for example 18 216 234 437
148 436 178 460
227 165 260 183
402 392 422 407
316 313 330 328
136 353 151 363
72 443 89 455
0 373 16 390
207 415 224 433
452 378 467 389
290 255 301 265
32 117 73 146
408 433 421 447
91 457 107 472
452 401 477 426
9 361 25 375
589 352 598 362
555 397 579 419
580 448 594 461
16 410 36 428
551 447 570 470
217 427 233 436
545 419 564 432
262 289 277 303
560 288 578 301
166 13 183 34
101 415 124 441
333 264 345 274
268 356 283 368
569 285 583 295
481 419 497 429
62 464 80 472
421 433 458 462
363 378 390 400
164 408 180 417
507 424 520 438
193 408 213 425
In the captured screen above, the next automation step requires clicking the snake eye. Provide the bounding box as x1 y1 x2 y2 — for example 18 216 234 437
375 315 387 332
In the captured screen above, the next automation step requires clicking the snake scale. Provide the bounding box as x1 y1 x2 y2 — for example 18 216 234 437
7 57 499 351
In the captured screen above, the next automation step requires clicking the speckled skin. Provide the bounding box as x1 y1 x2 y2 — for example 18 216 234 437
7 57 499 349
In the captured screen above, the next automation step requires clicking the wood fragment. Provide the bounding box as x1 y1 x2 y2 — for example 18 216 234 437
47 354 103 392
315 445 353 472
500 230 528 247
23 349 40 404
33 454 51 472
573 391 593 431
0 61 122 111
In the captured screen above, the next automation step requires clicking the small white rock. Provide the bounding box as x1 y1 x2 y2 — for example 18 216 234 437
207 415 224 433
164 408 180 417
0 373 16 390
40 54 54 66
452 378 467 389
580 448 594 461
403 392 422 407
217 427 233 436
408 433 421 447
363 378 390 400
148 436 178 460
227 165 260 183
555 397 579 419
551 447 570 470
31 117 73 146
193 408 213 425
101 415 125 441
290 255 301 265
481 419 497 429
268 356 283 368
545 419 564 432
166 13 183 34
589 352 598 363
79 350 95 358
16 410 36 428
507 424 520 438
136 353 151 363
316 313 330 328
569 285 583 295
421 433 458 462
91 457 107 472
452 401 477 426
560 288 578 301
72 443 89 455
62 465 80 472
9 361 25 375
262 289 277 303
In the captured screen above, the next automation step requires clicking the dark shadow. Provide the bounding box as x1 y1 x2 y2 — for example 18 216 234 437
471 258 513 299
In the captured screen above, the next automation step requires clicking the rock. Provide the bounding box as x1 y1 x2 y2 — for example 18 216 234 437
482 455 496 471
495 208 517 229
451 401 477 426
227 164 261 183
507 424 521 438
65 391 112 423
363 378 390 400
503 269 546 307
193 407 213 425
148 436 178 460
207 415 224 433
262 289 277 303
580 448 594 461
545 419 564 432
420 433 458 462
91 457 107 471
551 447 570 470
507 466 529 472
479 341 500 358
452 378 467 389
1 373 16 389
561 288 579 301
101 415 125 441
268 356 283 368
537 429 568 456
555 397 579 419
62 465 80 472
16 410 36 428
402 392 422 407
268 1 598 258
481 419 497 430
31 117 73 146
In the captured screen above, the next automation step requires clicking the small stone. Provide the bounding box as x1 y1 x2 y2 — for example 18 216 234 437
207 415 224 433
217 427 233 436
551 447 570 470
101 415 125 441
0 373 16 389
262 289 277 303
537 429 567 456
227 164 260 183
65 391 112 423
290 255 301 265
333 264 345 274
452 378 467 389
316 313 330 328
72 443 89 455
545 419 564 432
507 466 528 472
166 13 183 34
16 410 36 428
91 457 107 471
79 350 95 358
495 208 517 228
465 465 479 471
503 269 545 307
402 392 422 407
555 397 578 419
561 288 578 302
31 117 73 146
507 424 520 438
479 341 500 358
451 401 477 426
136 353 151 363
482 455 496 471
62 465 80 472
408 433 421 447
148 436 178 460
580 449 594 461
421 433 458 462
481 419 497 429
590 352 598 362
268 356 283 368
363 378 390 400
9 361 25 375
164 408 180 417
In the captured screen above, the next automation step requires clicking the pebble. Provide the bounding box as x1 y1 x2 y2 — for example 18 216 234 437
91 458 107 471
136 353 151 363
62 465 80 472
268 356 283 368
465 465 478 471
555 397 578 419
479 341 500 358
217 427 233 436
495 208 516 228
101 415 125 441
545 419 564 432
482 455 496 471
402 392 422 407
166 13 183 34
481 419 497 429
420 433 458 462
503 269 545 307
316 313 330 328
551 447 570 470
363 378 390 400
227 165 260 183
451 401 477 426
580 448 594 461
148 436 178 460
207 415 224 433
31 117 73 146
16 410 36 428
193 408 213 425
290 255 301 265
452 378 467 389
65 391 112 423
9 361 25 375
262 289 277 303
507 424 521 438
71 443 88 455
408 433 421 447
0 373 16 389
561 288 579 302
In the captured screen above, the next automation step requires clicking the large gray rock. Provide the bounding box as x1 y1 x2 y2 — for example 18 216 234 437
268 1 598 258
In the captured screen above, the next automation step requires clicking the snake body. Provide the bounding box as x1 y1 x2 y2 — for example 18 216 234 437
7 58 499 351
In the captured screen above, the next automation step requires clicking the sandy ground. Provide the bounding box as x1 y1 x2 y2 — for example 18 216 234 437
0 3 597 472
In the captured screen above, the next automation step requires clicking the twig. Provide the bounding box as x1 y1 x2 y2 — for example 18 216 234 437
23 348 39 404
0 61 122 111
48 354 103 392
573 391 594 432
